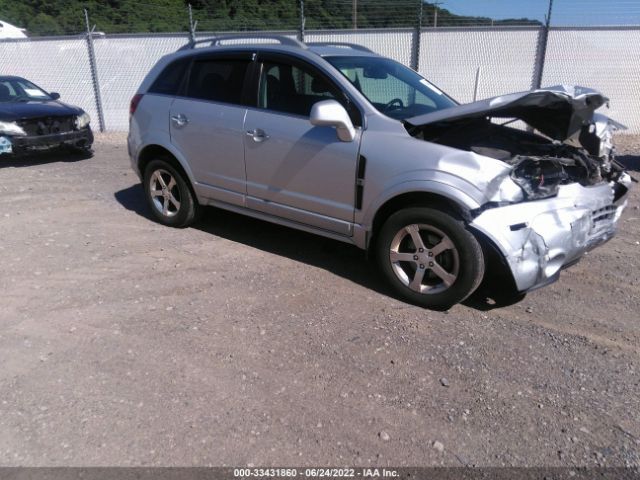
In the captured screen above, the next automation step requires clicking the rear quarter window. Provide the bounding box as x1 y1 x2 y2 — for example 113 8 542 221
149 58 189 95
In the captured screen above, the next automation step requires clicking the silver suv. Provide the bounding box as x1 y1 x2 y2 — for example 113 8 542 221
128 35 632 309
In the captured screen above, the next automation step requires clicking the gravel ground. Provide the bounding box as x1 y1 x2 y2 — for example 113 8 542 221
0 133 639 467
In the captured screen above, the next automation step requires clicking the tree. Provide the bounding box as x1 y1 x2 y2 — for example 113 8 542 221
27 12 64 35
0 0 540 36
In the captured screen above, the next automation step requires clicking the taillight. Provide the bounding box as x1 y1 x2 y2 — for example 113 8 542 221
129 93 143 116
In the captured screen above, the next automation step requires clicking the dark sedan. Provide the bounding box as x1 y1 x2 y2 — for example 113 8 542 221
0 75 93 156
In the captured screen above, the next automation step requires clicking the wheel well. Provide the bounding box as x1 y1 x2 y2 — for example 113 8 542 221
369 192 471 251
137 144 198 199
368 191 520 299
469 227 521 301
138 145 180 176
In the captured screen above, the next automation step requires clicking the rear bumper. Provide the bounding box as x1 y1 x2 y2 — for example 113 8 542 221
471 175 632 293
127 132 142 179
4 127 93 154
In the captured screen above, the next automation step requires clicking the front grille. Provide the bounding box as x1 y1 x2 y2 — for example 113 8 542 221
17 116 76 136
590 205 617 234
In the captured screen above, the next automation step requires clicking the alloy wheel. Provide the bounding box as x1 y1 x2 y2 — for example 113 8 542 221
149 168 181 217
389 223 460 294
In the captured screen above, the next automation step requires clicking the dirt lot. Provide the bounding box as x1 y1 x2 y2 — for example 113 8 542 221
0 133 639 467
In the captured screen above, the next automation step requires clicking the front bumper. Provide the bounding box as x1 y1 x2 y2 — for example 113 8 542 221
471 176 631 293
1 127 93 155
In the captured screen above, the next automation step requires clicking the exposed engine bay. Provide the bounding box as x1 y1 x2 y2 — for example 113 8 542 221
404 85 634 202
407 117 628 201
397 85 635 294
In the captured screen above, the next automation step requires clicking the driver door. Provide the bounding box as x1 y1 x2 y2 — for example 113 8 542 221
243 54 363 236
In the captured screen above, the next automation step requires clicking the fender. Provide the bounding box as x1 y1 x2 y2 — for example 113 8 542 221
358 176 483 230
356 122 512 230
134 132 198 189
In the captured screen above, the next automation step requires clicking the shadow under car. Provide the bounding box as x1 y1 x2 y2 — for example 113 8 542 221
114 183 526 311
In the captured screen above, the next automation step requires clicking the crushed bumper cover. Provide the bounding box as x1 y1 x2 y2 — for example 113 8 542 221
471 176 631 293
5 127 93 154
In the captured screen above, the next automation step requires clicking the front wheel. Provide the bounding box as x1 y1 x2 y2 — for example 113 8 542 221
376 207 484 310
143 159 199 228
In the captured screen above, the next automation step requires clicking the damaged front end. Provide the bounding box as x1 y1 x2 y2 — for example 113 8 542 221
405 85 634 292
0 120 26 155
469 180 630 292
0 115 93 157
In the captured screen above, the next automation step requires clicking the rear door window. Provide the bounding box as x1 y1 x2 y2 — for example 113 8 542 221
185 58 251 105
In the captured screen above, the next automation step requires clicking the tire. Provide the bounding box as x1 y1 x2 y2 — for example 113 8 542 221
143 158 199 228
376 207 484 310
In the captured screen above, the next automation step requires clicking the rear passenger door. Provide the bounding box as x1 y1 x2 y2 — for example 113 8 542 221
243 53 362 236
169 52 253 207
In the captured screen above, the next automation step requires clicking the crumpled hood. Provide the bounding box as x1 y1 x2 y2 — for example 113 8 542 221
0 100 82 122
405 85 625 142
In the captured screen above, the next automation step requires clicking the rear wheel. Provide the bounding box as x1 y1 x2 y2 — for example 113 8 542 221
376 207 484 309
143 159 199 228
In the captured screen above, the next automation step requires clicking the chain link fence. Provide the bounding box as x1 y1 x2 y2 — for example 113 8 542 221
0 36 98 123
0 4 639 133
542 27 640 138
93 34 188 130
418 26 541 103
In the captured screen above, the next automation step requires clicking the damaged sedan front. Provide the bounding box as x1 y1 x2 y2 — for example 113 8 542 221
404 85 634 293
0 75 93 157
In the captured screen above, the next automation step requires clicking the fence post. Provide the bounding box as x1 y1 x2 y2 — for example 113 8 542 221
299 0 305 42
411 0 423 71
353 0 357 29
188 4 196 46
473 66 481 101
84 9 105 133
531 0 554 90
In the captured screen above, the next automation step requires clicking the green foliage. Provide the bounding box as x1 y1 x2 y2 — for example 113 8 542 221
27 12 64 35
0 0 540 36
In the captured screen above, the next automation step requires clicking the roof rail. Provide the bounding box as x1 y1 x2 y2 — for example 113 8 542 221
179 34 307 51
305 42 374 53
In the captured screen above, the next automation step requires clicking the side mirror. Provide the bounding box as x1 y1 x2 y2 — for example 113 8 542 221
49 92 61 100
310 99 356 142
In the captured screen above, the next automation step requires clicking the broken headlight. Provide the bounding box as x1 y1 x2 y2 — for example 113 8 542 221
75 112 91 129
0 121 26 136
598 127 614 159
510 156 570 200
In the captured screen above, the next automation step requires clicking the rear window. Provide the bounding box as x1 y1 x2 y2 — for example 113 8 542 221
185 58 250 105
149 58 189 96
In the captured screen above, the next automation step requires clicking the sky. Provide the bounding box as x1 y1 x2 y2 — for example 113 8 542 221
440 0 640 26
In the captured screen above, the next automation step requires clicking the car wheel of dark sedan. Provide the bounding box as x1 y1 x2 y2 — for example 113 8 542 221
376 207 485 310
143 159 199 228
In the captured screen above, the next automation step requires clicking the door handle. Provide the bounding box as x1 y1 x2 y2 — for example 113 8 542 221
246 128 269 143
171 114 189 128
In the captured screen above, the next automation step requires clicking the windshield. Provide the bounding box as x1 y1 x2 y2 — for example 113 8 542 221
0 77 52 103
325 56 457 120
